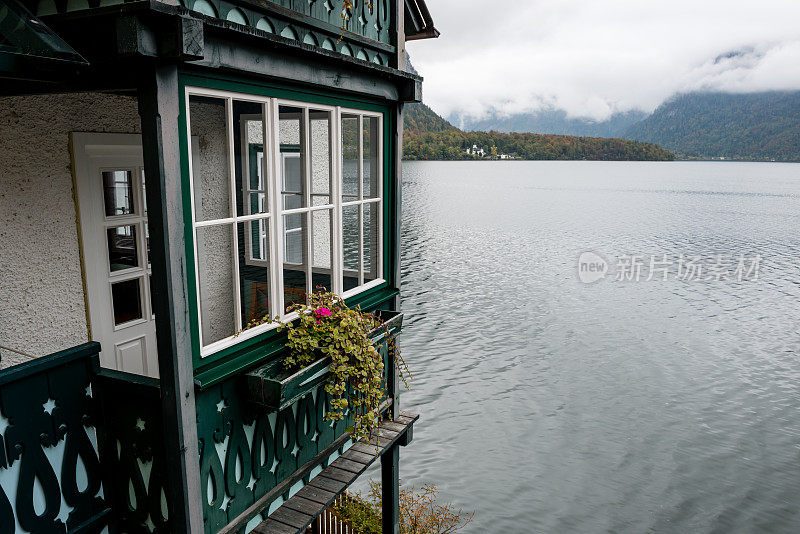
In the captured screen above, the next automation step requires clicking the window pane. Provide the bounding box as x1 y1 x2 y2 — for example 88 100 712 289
312 209 333 291
279 106 306 210
342 204 359 291
248 217 270 262
196 224 236 346
102 170 135 217
310 110 332 206
363 116 379 199
189 95 232 221
282 154 303 210
364 202 380 283
112 278 143 325
238 221 271 327
235 100 267 216
283 213 307 311
107 225 138 272
341 114 359 202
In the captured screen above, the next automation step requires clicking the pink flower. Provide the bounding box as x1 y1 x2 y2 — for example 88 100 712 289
314 307 332 319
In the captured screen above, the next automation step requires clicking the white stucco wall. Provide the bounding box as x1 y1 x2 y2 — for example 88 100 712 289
0 92 140 368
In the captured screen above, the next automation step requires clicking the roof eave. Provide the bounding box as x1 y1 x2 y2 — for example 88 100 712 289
404 0 439 41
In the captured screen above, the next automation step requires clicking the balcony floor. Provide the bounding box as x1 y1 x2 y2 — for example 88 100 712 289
254 411 419 534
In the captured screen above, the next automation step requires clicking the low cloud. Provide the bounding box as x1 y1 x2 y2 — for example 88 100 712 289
406 0 800 121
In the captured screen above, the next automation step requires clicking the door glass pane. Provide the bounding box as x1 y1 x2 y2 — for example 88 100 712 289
107 225 138 272
312 209 333 291
341 114 359 202
283 213 307 311
148 274 155 318
102 170 135 217
364 202 379 283
235 100 267 216
310 110 332 206
279 106 306 210
238 221 271 327
196 224 236 346
189 95 232 221
111 278 143 325
144 223 150 266
342 204 359 291
363 116 379 199
140 169 147 215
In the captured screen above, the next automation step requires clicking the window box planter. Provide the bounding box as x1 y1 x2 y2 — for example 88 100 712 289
245 310 403 411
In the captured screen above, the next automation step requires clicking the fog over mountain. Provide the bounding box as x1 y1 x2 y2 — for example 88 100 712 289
448 108 647 138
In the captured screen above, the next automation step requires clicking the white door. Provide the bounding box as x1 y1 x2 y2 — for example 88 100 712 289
72 133 158 378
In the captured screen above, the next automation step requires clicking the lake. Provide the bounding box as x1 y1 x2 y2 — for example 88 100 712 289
373 161 800 533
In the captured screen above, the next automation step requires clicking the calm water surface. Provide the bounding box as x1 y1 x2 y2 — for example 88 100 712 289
384 161 800 533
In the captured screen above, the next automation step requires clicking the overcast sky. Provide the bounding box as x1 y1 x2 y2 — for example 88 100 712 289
405 0 800 120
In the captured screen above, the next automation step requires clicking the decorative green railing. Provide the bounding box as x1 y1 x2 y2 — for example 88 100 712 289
183 0 395 66
0 343 109 533
31 0 396 68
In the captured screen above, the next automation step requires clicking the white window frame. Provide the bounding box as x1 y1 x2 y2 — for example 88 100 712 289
185 87 385 358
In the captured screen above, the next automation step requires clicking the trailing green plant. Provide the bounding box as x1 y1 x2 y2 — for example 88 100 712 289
246 290 408 442
332 481 474 534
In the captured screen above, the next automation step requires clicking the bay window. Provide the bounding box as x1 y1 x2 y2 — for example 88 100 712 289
186 88 384 356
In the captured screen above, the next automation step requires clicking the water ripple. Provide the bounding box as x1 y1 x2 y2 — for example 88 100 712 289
387 161 800 534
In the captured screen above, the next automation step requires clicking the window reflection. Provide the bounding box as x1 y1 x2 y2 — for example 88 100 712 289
363 116 379 199
196 224 236 345
107 225 138 271
283 213 307 310
102 170 135 216
189 95 231 221
279 106 305 212
342 204 359 291
364 202 379 283
310 110 332 206
112 278 142 325
341 114 359 202
237 221 270 325
312 209 333 291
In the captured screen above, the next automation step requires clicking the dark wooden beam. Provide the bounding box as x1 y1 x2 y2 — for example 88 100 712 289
137 63 204 532
391 102 405 316
381 444 400 534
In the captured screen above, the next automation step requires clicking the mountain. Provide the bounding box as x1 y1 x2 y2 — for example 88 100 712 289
623 91 800 161
405 102 459 135
402 103 674 161
449 108 647 138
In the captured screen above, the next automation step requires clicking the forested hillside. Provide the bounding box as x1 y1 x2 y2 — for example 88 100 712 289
623 91 800 161
403 103 674 161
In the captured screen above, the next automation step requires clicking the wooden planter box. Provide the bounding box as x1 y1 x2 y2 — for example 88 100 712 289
246 310 403 411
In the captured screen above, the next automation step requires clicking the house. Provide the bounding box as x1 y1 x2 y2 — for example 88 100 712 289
0 0 437 532
467 144 485 157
